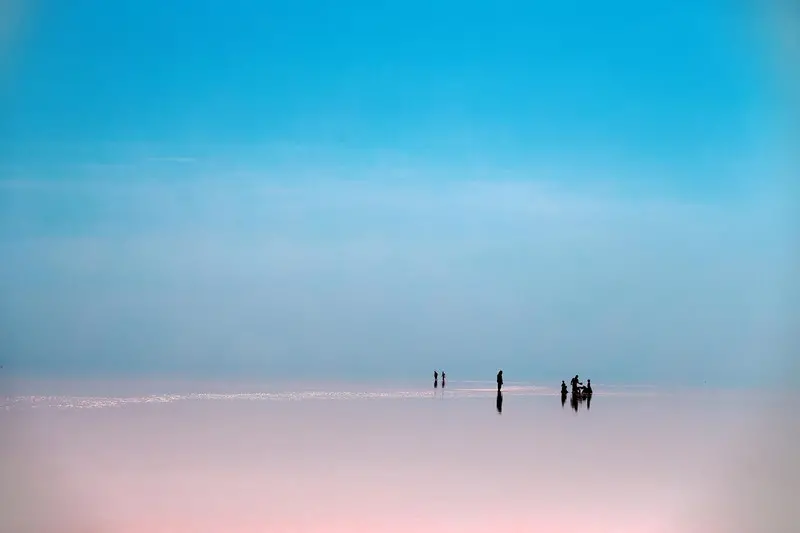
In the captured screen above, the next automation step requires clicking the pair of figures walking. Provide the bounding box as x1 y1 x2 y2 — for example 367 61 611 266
433 370 446 389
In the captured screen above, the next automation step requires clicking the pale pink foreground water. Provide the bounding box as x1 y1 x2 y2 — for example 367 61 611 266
1 380 796 532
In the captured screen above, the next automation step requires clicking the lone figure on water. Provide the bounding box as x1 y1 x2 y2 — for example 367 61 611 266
433 370 439 389
441 371 446 388
496 370 503 392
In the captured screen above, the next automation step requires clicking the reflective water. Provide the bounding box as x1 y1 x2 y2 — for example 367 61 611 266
1 380 796 532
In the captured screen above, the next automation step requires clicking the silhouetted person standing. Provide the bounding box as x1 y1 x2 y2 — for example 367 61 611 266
434 370 438 389
561 380 568 395
496 390 503 413
496 370 503 392
585 379 593 395
441 371 446 388
570 375 581 394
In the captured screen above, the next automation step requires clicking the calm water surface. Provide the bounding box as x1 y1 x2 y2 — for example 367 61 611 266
1 380 796 532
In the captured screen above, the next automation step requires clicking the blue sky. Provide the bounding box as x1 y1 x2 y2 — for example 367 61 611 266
0 1 796 384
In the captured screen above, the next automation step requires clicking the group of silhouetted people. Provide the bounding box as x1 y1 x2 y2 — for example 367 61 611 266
560 375 593 412
560 375 592 397
431 369 592 415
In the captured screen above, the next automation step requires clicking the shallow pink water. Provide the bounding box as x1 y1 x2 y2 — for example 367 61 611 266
0 381 796 532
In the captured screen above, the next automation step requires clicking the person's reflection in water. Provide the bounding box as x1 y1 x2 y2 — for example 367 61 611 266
496 390 503 414
570 394 579 412
586 393 592 410
561 391 567 408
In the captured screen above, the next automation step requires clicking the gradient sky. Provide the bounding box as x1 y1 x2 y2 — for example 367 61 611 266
0 1 796 384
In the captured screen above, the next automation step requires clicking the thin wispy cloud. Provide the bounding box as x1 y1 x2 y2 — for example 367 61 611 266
146 157 197 163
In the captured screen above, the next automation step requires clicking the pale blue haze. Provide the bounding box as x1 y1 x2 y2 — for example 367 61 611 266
0 1 795 385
